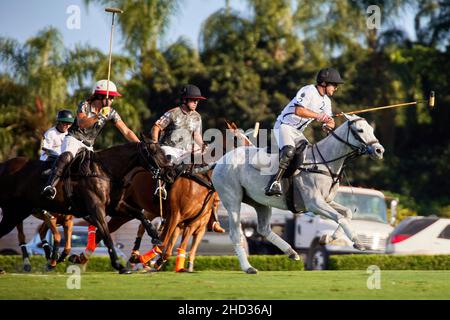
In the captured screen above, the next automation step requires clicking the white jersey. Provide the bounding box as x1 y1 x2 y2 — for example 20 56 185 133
274 84 332 132
39 126 67 161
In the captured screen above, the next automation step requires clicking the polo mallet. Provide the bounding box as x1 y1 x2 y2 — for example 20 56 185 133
334 91 435 117
105 7 123 99
253 122 260 139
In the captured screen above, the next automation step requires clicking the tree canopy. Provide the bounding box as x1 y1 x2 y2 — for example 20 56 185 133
1 0 449 215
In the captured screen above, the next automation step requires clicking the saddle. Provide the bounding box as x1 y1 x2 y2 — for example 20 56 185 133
40 148 97 178
152 163 214 201
250 141 308 214
67 149 100 206
69 148 98 177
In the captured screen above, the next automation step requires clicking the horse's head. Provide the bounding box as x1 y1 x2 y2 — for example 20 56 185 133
342 114 385 160
138 142 176 182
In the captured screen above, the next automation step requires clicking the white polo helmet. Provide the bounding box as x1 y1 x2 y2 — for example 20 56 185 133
92 80 122 97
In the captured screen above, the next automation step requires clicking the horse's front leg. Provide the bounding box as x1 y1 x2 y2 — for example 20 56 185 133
89 203 130 274
322 201 354 244
304 196 364 250
254 204 300 261
154 225 181 271
186 223 208 273
175 225 196 272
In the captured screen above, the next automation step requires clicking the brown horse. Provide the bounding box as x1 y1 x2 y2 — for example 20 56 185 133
17 211 73 272
68 166 217 273
0 142 171 274
128 193 220 272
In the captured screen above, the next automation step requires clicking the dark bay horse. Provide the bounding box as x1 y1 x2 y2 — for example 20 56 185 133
0 142 170 274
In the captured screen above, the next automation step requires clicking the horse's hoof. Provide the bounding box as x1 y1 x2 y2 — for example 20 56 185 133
176 268 188 273
68 253 88 265
45 264 56 272
57 253 68 263
144 267 157 273
353 242 366 251
128 254 141 264
23 264 32 273
352 236 366 251
151 238 163 246
245 267 258 274
319 234 331 245
288 253 300 261
119 268 132 275
0 269 5 275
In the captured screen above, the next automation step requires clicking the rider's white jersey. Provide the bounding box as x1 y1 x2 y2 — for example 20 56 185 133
274 84 332 132
39 126 67 161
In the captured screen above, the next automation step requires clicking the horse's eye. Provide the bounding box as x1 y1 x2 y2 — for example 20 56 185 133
357 129 364 133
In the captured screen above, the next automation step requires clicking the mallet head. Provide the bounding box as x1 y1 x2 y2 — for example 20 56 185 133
105 7 123 14
428 91 435 109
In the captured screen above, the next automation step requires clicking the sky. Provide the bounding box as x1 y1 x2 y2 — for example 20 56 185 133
0 0 416 56
0 0 248 55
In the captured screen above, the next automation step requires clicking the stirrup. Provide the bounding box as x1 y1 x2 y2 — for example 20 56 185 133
42 186 57 200
154 185 167 200
265 181 282 196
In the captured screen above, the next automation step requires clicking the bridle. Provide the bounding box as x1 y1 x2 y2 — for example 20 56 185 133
137 142 163 179
300 118 379 186
328 118 379 157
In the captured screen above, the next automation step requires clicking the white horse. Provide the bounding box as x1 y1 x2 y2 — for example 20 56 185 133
212 115 385 274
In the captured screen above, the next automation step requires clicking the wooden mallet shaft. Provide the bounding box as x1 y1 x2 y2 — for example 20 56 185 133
335 91 436 117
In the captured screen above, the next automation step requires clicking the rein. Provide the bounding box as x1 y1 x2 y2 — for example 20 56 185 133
299 119 377 186
137 142 164 180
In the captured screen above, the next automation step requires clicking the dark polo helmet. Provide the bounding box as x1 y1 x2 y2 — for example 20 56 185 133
181 84 206 100
56 109 75 123
316 68 344 85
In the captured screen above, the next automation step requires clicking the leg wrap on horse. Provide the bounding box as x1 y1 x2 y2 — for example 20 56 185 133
140 245 162 264
265 231 292 253
20 243 29 258
84 225 97 257
233 245 252 272
175 248 186 272
42 240 51 260
338 217 356 241
132 237 142 252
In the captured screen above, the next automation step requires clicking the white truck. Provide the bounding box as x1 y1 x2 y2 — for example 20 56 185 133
240 186 398 270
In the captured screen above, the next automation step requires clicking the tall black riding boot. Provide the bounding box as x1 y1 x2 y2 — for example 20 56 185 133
265 145 296 197
41 152 73 200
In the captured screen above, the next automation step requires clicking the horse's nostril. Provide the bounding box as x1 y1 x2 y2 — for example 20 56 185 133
376 148 383 154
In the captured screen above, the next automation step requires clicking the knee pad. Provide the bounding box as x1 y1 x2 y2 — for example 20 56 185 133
281 145 296 160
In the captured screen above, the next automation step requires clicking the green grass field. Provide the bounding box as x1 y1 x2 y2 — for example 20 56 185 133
1 270 449 300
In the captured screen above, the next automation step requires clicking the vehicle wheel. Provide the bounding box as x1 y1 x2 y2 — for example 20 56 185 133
306 243 329 270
